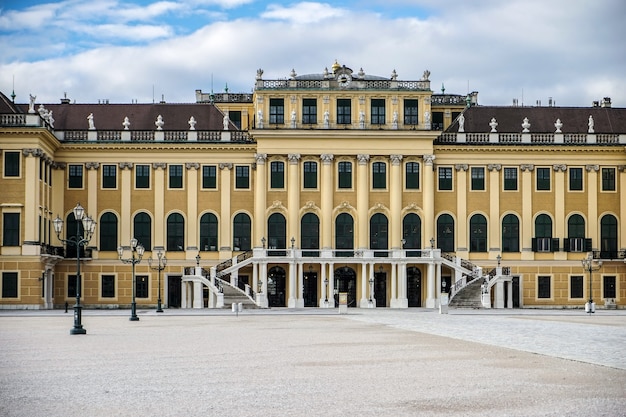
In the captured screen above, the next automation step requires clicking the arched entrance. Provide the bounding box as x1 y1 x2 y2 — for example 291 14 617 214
407 267 422 307
334 266 357 307
267 266 286 307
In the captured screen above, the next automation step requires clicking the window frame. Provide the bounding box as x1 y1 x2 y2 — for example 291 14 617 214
536 167 551 191
199 212 219 251
603 275 616 299
135 164 151 189
68 164 84 189
101 164 117 189
302 98 317 125
601 167 616 191
269 98 284 124
372 161 387 190
438 167 453 191
405 162 420 190
235 165 250 189
3 151 20 178
2 212 20 246
1 271 18 298
202 165 217 189
370 99 386 125
303 161 318 189
471 167 485 191
537 275 552 299
503 167 518 191
168 164 183 189
135 275 149 298
270 161 285 189
568 167 583 191
403 99 418 125
101 274 116 298
469 214 487 252
569 275 584 299
337 99 351 125
337 161 352 189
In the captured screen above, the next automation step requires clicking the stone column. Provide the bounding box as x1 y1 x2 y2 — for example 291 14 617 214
153 163 166 247
296 262 304 308
119 162 133 243
22 149 39 248
520 164 534 260
553 164 567 260
390 155 403 249
620 166 626 248
186 163 200 252
328 262 335 307
85 162 99 228
488 164 501 256
193 281 203 308
359 262 369 308
288 261 296 308
426 262 435 308
287 154 300 243
356 154 370 250
586 165 599 250
219 163 233 252
390 262 398 307
455 164 469 256
320 154 334 250
423 155 436 245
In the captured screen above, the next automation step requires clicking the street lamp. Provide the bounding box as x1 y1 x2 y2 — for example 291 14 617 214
324 277 329 304
261 237 266 249
291 236 295 249
581 252 602 314
196 253 201 267
53 202 96 335
148 250 167 313
118 238 145 321
430 237 435 249
497 254 502 267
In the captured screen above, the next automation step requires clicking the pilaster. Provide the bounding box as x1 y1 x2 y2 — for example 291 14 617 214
586 165 599 249
553 164 567 260
153 163 166 247
254 154 267 247
186 162 200 251
356 154 369 249
455 164 468 256
487 164 501 255
423 155 436 244
287 154 300 242
119 162 133 242
320 154 334 249
520 164 534 260
219 163 233 252
390 155 403 249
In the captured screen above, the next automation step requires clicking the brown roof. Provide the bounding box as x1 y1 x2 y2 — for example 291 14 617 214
447 106 626 134
0 91 21 114
16 102 232 131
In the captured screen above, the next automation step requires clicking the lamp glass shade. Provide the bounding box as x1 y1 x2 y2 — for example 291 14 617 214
53 216 63 234
137 244 145 257
73 203 85 221
117 246 124 258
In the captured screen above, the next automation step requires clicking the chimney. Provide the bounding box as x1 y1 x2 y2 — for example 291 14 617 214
601 97 611 108
592 101 599 107
548 97 553 107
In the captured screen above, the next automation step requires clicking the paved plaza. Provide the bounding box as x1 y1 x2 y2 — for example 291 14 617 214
1 308 625 416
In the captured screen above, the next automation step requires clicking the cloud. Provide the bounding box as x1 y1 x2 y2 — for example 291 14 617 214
261 2 347 24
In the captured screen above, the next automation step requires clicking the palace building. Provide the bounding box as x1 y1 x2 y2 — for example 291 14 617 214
0 61 624 311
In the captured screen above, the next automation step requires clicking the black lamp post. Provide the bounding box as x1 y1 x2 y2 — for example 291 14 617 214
196 253 201 267
148 250 167 313
53 203 96 335
118 238 144 321
581 252 602 314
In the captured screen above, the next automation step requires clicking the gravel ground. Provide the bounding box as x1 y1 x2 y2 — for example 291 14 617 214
0 311 625 417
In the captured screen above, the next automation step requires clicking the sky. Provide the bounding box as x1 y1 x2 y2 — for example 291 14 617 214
0 0 624 107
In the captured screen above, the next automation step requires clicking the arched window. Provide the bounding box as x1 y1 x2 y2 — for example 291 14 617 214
233 213 251 251
167 213 184 251
502 214 520 252
133 212 151 251
268 213 286 256
469 214 487 252
533 214 553 252
200 213 218 251
335 213 354 257
402 214 421 256
65 212 84 258
600 214 618 259
436 214 455 252
301 213 319 256
99 212 118 251
568 214 585 238
370 213 388 256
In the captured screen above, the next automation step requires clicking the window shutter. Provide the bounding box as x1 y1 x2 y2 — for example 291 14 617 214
552 238 560 252
584 238 593 252
531 237 537 252
563 238 570 252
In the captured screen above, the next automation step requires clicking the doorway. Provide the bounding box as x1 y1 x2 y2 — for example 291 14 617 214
334 266 357 307
374 271 386 307
407 267 422 307
267 266 286 307
168 275 182 308
303 271 318 307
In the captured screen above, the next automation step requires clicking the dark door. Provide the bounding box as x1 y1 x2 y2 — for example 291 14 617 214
303 272 318 307
267 266 286 307
512 276 520 308
168 275 182 308
442 276 452 294
334 267 357 307
374 272 386 307
407 267 422 307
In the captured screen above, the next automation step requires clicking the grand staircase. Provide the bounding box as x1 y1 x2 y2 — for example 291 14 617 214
449 277 484 308
215 277 259 309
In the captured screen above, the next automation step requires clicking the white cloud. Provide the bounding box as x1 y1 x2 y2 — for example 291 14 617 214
261 2 347 24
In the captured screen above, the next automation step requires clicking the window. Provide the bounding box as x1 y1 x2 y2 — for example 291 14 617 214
335 213 354 257
200 213 218 251
269 98 284 124
303 161 317 189
135 165 150 189
68 164 83 188
438 167 453 190
133 212 151 251
372 162 386 189
405 162 419 189
569 167 583 191
503 167 518 190
566 214 586 253
502 214 520 252
101 275 115 298
202 165 217 189
136 275 148 298
3 212 20 246
470 214 487 252
603 276 616 299
270 161 285 189
267 213 286 255
533 214 553 252
229 111 242 129
370 213 388 257
600 214 618 259
99 212 118 251
235 166 249 189
431 112 444 130
537 276 551 298
67 275 78 298
337 99 351 124
1 272 18 298
166 213 184 251
404 99 418 125
601 167 615 191
536 167 550 191
371 99 385 125
471 167 485 191
437 214 455 252
403 214 421 256
169 165 183 189
302 98 317 124
301 213 320 257
4 151 20 177
102 164 117 189
338 161 352 189
570 276 584 299
233 213 251 251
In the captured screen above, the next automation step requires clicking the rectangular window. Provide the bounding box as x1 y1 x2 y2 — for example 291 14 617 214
536 167 551 191
235 166 249 189
136 275 149 298
471 167 485 190
302 98 317 124
68 165 83 188
303 161 317 189
3 151 20 177
337 99 351 124
371 99 385 125
569 167 583 191
101 275 115 298
269 98 284 124
570 275 584 299
135 165 150 189
67 275 77 298
102 164 117 189
270 161 285 189
229 111 242 129
404 99 418 125
1 272 18 298
338 161 352 189
372 162 386 189
537 276 551 299
405 162 419 189
438 167 453 190
169 165 183 189
202 165 217 189
2 213 20 246
601 167 615 191
432 112 444 130
504 167 518 190
603 276 616 299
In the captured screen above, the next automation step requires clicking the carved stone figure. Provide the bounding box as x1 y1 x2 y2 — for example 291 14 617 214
122 117 130 130
588 115 594 133
87 113 95 130
155 115 164 131
257 110 264 128
188 116 196 131
489 117 498 133
458 113 465 133
223 113 229 130
28 94 36 114
522 117 531 133
323 110 329 129
47 111 54 128
554 118 563 133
